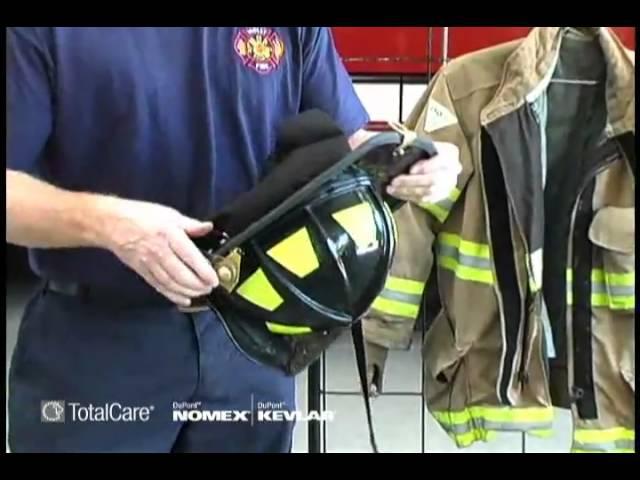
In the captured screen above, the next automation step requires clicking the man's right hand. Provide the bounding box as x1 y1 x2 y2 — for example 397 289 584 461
96 197 219 307
6 169 218 307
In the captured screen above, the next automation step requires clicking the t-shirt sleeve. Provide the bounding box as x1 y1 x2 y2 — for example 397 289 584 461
300 27 370 136
6 27 55 175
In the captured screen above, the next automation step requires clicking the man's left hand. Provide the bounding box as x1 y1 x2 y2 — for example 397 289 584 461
386 141 462 205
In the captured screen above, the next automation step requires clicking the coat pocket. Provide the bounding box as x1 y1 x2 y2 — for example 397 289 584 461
588 206 635 312
423 309 469 384
620 342 635 393
589 206 635 394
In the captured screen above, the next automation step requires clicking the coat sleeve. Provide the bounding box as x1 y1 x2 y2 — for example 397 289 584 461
363 68 475 393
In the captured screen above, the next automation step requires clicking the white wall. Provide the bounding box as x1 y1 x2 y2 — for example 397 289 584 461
353 82 428 124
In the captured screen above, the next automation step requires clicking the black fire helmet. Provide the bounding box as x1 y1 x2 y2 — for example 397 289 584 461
190 110 437 452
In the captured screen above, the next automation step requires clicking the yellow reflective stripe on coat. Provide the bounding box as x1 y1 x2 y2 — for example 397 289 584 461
236 268 283 311
572 427 635 453
437 233 494 285
371 275 425 319
419 187 461 223
433 406 553 447
566 268 635 310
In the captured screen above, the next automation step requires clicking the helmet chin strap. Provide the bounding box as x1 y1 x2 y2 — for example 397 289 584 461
351 316 380 453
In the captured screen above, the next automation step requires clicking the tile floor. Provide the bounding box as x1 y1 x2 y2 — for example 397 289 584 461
6 280 573 453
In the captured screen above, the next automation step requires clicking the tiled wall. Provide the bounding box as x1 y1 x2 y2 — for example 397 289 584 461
294 333 573 453
352 80 428 124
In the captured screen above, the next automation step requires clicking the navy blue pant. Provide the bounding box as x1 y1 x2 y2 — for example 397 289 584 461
8 285 296 453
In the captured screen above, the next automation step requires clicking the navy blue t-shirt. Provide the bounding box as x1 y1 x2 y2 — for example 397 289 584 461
7 27 370 293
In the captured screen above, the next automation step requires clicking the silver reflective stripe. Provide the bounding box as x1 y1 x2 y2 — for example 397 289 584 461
378 288 422 305
438 244 492 269
615 439 635 450
574 438 635 452
434 196 455 211
591 283 634 296
440 419 550 434
441 421 476 435
483 420 551 431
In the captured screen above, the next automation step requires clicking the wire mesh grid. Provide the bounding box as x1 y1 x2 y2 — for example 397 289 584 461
306 26 530 453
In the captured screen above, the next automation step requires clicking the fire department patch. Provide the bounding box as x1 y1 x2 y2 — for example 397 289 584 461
234 27 285 75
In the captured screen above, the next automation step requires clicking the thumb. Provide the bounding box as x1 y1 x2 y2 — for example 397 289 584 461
180 216 214 237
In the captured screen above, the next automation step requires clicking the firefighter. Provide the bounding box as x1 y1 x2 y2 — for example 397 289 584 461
6 27 462 453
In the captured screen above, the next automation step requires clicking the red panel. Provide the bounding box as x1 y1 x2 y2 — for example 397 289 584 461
331 27 431 74
425 27 530 71
610 27 636 49
443 27 635 63
332 27 635 76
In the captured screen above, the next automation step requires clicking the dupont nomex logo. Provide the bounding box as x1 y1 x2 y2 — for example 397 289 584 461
40 400 154 423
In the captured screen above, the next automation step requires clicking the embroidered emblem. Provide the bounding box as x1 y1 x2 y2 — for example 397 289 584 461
234 27 285 75
423 99 458 132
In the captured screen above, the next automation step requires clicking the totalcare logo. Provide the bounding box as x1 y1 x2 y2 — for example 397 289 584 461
41 400 154 423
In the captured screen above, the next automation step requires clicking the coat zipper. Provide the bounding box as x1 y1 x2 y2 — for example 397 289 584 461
518 154 617 388
564 155 617 404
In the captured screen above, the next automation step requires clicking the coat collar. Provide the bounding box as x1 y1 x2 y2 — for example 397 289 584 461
481 27 635 137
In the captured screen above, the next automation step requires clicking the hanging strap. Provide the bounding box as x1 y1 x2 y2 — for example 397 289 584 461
351 320 380 453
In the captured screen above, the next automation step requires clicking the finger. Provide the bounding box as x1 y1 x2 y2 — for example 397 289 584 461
156 286 192 307
432 141 461 161
167 229 219 288
389 174 441 189
408 156 447 175
147 260 211 298
420 185 455 204
160 246 217 293
182 218 214 238
137 266 192 307
179 215 213 231
389 173 457 201
387 185 432 201
157 287 192 307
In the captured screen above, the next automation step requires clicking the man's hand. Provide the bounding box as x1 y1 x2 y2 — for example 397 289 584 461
386 141 462 205
6 169 218 307
97 197 219 307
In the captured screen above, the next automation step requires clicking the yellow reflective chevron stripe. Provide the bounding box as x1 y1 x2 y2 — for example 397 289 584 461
332 202 379 251
420 187 461 223
572 427 635 453
437 233 494 285
236 268 283 311
371 275 425 319
267 227 319 278
265 322 312 335
566 268 635 310
433 406 554 447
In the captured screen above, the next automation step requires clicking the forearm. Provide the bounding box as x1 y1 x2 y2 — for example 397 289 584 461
6 169 112 249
